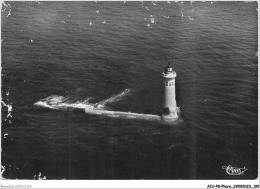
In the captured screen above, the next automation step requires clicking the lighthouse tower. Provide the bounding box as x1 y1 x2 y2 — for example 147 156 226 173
162 63 178 122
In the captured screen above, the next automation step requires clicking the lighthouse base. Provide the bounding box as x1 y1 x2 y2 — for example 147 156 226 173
161 113 178 122
161 107 180 124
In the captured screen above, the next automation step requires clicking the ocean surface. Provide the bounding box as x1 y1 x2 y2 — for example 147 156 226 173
1 1 258 180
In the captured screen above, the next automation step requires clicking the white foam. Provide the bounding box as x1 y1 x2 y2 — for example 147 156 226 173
6 10 11 17
181 8 184 17
37 172 46 180
2 2 8 7
35 1 43 5
95 89 132 107
188 16 193 20
34 101 58 109
2 2 11 17
34 89 132 111
1 166 5 179
2 101 12 118
34 95 95 110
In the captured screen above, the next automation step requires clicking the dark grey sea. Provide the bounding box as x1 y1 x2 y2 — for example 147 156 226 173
1 1 258 179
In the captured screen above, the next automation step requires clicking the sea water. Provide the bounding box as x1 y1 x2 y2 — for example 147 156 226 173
1 1 258 179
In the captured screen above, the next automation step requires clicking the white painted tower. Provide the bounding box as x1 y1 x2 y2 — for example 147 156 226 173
162 63 178 121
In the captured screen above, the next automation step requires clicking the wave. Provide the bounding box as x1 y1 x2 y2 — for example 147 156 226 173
34 89 132 111
34 95 96 110
94 88 132 109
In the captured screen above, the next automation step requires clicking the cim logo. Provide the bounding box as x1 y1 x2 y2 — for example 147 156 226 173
222 165 248 175
165 81 174 86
